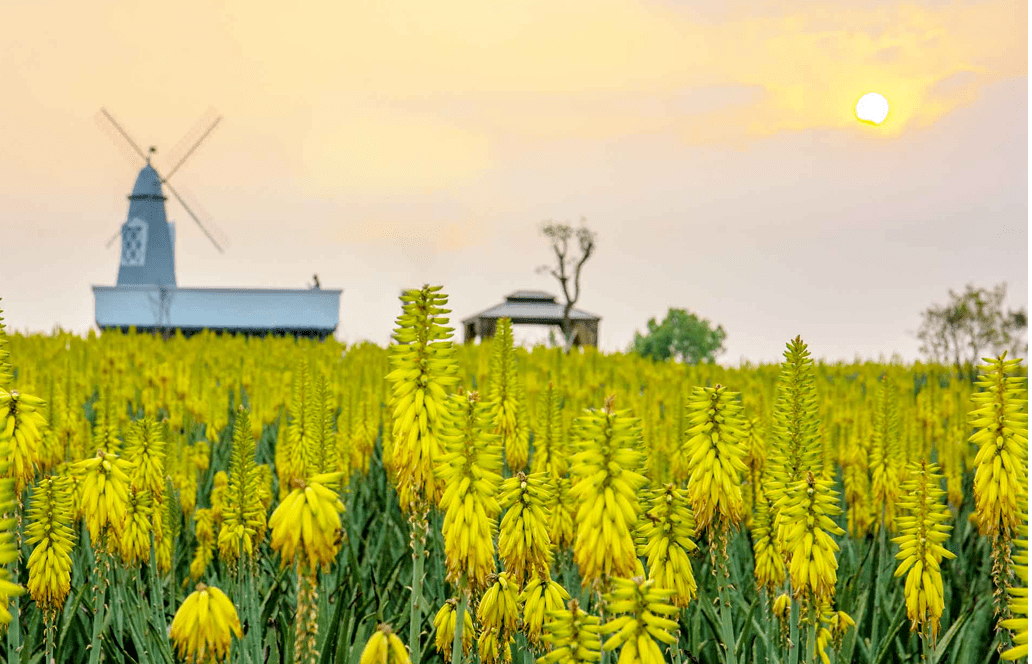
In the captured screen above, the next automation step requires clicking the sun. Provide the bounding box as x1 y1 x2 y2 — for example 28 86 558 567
855 92 890 125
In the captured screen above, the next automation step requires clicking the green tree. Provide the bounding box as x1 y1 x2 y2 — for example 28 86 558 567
916 282 1027 368
631 308 727 364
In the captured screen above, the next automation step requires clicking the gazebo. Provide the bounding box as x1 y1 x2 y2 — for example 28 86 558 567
462 290 600 346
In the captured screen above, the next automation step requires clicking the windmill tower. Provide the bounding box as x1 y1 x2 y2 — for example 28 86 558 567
97 109 227 334
93 109 342 340
118 155 177 286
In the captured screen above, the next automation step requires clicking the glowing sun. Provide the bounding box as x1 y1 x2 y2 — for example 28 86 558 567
855 92 890 125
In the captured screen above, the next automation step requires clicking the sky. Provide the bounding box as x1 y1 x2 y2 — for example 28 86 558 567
0 0 1027 364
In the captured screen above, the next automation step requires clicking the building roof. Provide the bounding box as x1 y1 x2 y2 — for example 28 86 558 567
94 285 341 332
131 165 165 199
462 290 600 324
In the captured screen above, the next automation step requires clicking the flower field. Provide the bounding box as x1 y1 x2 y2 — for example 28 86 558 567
0 286 1026 664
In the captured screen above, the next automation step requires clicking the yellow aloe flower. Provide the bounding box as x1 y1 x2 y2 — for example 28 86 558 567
479 572 521 636
487 318 531 472
386 285 460 513
683 384 749 537
26 475 75 614
637 483 698 607
119 487 153 566
531 382 566 481
190 508 216 582
360 623 411 664
436 391 503 592
781 471 845 604
268 472 346 572
752 475 786 594
478 627 515 664
432 598 474 661
74 448 131 546
123 416 166 499
0 389 47 493
548 476 576 552
1000 513 1028 661
219 407 267 563
891 460 956 640
520 574 571 650
869 378 902 531
969 353 1028 610
599 576 680 662
570 397 646 586
498 471 553 586
168 583 243 664
537 598 602 664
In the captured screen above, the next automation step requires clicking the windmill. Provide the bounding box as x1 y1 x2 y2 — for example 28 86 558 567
92 110 342 340
96 108 228 334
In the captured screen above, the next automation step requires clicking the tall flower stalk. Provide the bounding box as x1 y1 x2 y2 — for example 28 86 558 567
891 461 956 646
969 353 1028 613
386 285 461 664
683 384 748 664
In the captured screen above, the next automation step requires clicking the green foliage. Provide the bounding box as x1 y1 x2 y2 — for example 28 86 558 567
917 282 1027 368
631 308 727 364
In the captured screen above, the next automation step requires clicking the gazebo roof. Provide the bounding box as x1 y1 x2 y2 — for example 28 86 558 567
462 290 600 324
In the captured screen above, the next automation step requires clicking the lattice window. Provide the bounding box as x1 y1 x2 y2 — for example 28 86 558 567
121 218 148 267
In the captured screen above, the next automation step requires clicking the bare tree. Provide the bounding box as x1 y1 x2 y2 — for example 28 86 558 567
537 218 596 352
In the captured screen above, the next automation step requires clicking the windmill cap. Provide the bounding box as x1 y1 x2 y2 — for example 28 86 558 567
130 165 165 200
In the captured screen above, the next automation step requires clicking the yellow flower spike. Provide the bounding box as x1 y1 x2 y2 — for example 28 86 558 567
752 474 786 594
782 471 845 605
432 598 474 660
537 598 602 664
169 583 242 664
479 572 521 636
498 471 554 585
1000 513 1028 660
636 483 699 607
772 593 791 621
531 382 566 481
682 384 749 537
0 389 48 493
386 285 460 513
25 475 75 615
599 577 679 661
478 627 515 664
73 448 131 546
218 407 267 565
767 337 823 544
569 396 647 586
891 461 957 641
520 574 571 650
123 417 166 499
969 353 1028 609
436 391 503 593
268 473 346 573
190 508 217 582
487 318 532 473
869 378 902 532
548 476 576 552
119 487 153 566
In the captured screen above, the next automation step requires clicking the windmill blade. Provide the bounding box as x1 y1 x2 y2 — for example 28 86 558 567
164 111 222 181
105 226 122 249
97 108 149 165
164 181 225 253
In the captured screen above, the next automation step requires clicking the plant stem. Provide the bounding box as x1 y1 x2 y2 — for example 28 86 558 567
805 607 816 664
716 549 737 664
787 597 800 664
451 593 468 664
409 527 426 664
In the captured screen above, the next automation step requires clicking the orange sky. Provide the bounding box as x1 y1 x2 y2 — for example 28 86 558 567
0 0 1027 361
